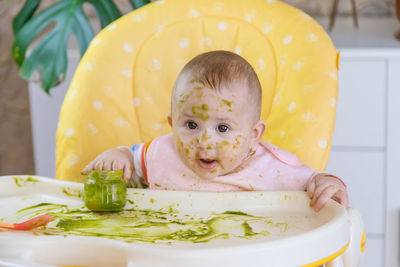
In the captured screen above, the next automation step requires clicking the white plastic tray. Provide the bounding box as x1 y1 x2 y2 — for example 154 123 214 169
0 176 349 267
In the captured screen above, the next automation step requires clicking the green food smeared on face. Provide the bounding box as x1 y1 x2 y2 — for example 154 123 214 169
217 140 231 148
4 203 289 244
199 130 210 143
233 135 244 150
189 79 200 84
176 137 184 149
192 104 210 121
221 99 232 108
176 89 195 113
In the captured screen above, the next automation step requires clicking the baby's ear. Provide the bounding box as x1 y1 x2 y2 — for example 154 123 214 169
167 113 173 127
251 120 266 148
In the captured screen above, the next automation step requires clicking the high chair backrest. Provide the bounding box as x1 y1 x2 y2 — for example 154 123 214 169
56 0 339 182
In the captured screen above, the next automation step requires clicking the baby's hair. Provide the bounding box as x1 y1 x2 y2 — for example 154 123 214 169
173 50 262 121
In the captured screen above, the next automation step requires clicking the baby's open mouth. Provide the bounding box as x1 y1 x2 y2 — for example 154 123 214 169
197 158 217 170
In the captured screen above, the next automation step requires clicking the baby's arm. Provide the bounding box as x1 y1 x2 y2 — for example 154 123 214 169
306 173 349 212
82 146 134 183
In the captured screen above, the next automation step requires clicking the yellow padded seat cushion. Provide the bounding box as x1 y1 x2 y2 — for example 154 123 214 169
56 0 339 182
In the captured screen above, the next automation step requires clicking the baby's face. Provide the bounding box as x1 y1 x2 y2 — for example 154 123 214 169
171 80 258 179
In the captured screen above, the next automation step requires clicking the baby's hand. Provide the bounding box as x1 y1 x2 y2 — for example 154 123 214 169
82 146 134 182
306 173 348 212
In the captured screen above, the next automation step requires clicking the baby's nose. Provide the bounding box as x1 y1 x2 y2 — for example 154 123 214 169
197 130 214 148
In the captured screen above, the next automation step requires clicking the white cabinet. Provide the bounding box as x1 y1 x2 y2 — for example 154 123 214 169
332 60 385 148
325 49 400 267
327 151 385 234
386 60 400 267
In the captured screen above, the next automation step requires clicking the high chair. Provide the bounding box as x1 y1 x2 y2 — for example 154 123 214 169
55 0 366 265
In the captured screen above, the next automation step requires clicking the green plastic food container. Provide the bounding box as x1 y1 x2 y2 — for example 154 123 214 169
84 170 127 211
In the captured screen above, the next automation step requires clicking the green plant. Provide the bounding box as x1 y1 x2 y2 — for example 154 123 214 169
12 0 150 93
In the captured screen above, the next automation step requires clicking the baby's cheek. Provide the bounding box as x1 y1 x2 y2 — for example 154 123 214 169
233 134 246 149
217 135 246 151
183 139 196 156
174 136 184 155
216 140 238 160
223 135 249 159
176 135 195 157
216 140 234 153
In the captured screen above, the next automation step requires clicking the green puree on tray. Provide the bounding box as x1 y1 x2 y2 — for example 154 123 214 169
3 174 289 244
5 203 288 244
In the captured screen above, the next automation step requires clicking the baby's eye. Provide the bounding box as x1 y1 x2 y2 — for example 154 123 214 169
187 121 198 130
217 124 229 133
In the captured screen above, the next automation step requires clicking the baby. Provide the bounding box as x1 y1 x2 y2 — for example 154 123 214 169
83 50 348 212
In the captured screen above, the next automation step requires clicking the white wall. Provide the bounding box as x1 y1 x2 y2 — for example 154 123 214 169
29 51 79 178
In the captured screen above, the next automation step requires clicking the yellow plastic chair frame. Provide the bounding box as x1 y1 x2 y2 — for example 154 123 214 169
56 0 339 182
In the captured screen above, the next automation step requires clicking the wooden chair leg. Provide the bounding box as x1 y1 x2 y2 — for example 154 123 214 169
350 0 359 28
329 0 339 31
396 0 400 41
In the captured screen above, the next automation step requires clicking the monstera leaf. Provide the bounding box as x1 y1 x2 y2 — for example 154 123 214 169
12 0 150 93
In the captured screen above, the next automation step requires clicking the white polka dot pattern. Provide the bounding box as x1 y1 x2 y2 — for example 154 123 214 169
330 98 337 108
115 116 129 128
67 89 77 101
107 24 116 31
87 123 98 134
234 46 242 55
203 37 212 46
123 43 133 53
307 33 318 42
64 128 74 137
179 38 189 48
189 9 200 18
218 22 228 31
263 24 272 34
258 58 266 70
318 139 327 149
121 70 132 77
93 100 102 110
133 98 141 107
283 35 293 44
150 59 161 71
288 102 296 112
69 154 80 166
